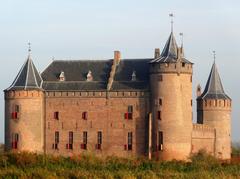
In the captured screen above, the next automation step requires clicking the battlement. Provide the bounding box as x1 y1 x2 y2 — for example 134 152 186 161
150 62 193 74
45 91 148 98
5 90 43 99
197 99 231 110
192 123 215 132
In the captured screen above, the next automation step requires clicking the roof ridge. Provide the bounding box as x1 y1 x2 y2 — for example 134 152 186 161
52 58 152 62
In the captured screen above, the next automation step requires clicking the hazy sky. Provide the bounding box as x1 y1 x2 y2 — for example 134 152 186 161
0 0 239 143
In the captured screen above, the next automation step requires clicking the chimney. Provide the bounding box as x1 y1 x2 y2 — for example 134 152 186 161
154 48 160 59
114 51 121 65
177 47 184 60
196 84 202 97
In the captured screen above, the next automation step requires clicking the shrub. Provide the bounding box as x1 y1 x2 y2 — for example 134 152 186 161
190 149 221 171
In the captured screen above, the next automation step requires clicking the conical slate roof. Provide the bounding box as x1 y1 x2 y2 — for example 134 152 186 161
161 32 178 59
200 61 230 100
6 55 42 91
150 32 192 64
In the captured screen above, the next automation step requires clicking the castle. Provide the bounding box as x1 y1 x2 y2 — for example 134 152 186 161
4 29 232 161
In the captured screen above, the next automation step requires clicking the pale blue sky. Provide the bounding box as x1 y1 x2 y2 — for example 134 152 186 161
0 0 239 142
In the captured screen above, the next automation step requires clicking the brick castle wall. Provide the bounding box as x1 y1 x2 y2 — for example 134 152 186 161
5 90 44 152
197 99 232 159
45 91 149 157
191 124 215 155
150 61 193 161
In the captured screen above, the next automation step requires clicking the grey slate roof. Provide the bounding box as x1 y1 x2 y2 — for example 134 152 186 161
150 32 192 64
199 61 230 100
41 59 151 91
6 55 43 91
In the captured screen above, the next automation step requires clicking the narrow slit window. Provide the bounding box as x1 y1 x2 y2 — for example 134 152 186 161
67 131 73 150
82 112 88 120
96 131 102 150
157 111 161 120
125 106 133 120
12 105 20 119
158 131 163 151
127 132 133 151
53 131 59 150
81 131 87 150
12 133 19 149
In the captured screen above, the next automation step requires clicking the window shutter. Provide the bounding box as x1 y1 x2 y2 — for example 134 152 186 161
124 113 128 119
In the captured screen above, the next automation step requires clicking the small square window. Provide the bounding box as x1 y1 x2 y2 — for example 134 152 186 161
128 106 133 113
82 112 88 120
159 99 162 106
54 112 59 120
158 75 163 81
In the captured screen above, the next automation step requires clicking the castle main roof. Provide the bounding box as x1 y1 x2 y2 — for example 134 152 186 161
6 55 43 91
200 61 230 100
41 59 151 91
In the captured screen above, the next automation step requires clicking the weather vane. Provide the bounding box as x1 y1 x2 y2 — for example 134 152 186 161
213 50 216 61
169 13 174 32
28 42 31 53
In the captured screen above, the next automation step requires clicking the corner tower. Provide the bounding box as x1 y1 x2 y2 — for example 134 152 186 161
197 61 231 159
4 50 44 152
150 32 193 160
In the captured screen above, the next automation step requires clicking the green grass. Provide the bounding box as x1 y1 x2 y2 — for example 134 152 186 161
0 151 239 178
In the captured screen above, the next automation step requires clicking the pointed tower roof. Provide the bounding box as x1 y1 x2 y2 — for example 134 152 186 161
6 54 43 91
161 32 178 60
150 32 192 64
200 61 230 100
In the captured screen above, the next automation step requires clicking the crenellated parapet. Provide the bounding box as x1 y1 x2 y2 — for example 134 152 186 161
44 91 148 98
192 123 215 132
5 90 44 100
150 61 193 75
197 98 231 111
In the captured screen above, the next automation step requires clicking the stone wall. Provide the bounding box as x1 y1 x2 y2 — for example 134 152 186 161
191 124 215 155
150 61 193 161
45 91 149 157
4 90 44 152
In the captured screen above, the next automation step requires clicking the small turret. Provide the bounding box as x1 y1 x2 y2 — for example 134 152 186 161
197 61 231 159
4 48 44 153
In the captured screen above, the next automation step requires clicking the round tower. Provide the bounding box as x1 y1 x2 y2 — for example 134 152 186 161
150 32 193 160
4 52 44 152
197 61 231 159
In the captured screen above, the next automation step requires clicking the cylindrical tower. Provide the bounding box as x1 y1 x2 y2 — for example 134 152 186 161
197 62 231 159
4 53 44 152
150 32 193 160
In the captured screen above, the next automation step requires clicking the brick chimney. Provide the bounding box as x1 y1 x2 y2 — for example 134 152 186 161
114 51 121 65
154 48 160 59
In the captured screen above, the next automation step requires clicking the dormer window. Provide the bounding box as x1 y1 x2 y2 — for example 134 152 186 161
131 71 136 81
59 71 65 81
86 70 93 81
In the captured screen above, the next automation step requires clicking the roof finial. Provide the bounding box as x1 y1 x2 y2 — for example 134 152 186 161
28 42 31 54
213 50 216 62
179 32 183 47
169 13 174 32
